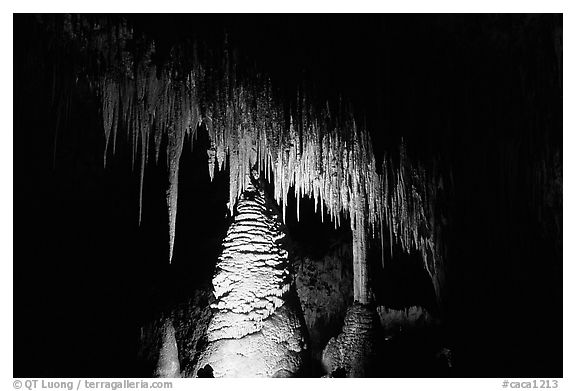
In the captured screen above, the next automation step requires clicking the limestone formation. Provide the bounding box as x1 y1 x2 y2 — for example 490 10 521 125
153 318 181 378
321 303 380 377
194 174 308 377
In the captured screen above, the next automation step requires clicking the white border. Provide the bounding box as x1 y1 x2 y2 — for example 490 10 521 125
3 3 572 390
2 0 569 14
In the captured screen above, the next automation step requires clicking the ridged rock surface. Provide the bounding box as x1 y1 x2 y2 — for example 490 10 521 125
321 303 380 377
194 178 308 377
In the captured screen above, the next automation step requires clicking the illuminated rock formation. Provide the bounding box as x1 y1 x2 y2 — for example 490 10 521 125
193 172 308 377
153 318 181 378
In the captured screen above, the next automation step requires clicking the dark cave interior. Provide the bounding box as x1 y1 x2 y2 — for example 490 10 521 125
14 14 562 377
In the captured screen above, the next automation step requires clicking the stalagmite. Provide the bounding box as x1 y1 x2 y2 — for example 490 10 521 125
321 303 380 377
153 318 181 378
194 173 307 377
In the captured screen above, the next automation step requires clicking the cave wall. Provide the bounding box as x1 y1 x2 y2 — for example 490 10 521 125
293 240 354 359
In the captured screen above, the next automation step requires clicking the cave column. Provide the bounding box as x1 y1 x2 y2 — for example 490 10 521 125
352 192 369 304
321 188 379 377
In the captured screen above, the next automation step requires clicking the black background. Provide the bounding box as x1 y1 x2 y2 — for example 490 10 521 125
14 14 562 377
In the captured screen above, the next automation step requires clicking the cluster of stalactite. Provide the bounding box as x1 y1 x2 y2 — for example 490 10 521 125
56 15 384 265
99 67 201 261
380 142 450 304
52 16 450 300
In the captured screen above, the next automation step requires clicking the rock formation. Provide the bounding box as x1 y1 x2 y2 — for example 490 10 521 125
321 303 380 377
193 173 308 377
153 318 181 378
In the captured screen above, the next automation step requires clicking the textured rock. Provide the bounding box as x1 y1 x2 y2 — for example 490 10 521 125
293 241 353 359
137 288 213 377
321 303 380 377
195 301 307 377
172 290 214 377
153 318 181 377
194 175 308 377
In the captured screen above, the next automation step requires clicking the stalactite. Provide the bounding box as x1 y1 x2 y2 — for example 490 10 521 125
166 124 184 263
95 44 201 261
69 18 382 263
58 16 449 285
380 142 450 305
